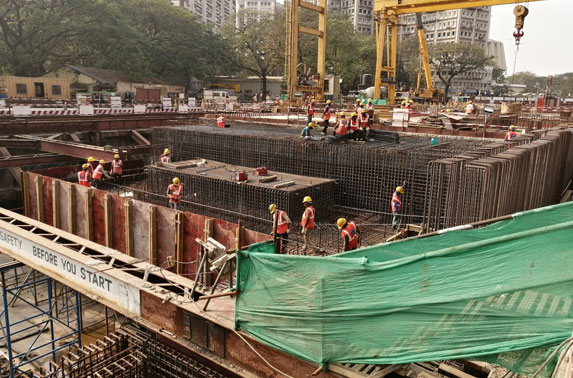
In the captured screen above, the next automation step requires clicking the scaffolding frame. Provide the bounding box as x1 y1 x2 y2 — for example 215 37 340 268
0 261 82 377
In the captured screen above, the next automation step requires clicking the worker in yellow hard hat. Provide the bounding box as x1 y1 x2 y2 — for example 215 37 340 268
111 153 123 182
391 185 405 231
322 100 333 134
269 203 291 254
465 100 475 114
307 98 315 125
86 156 97 173
161 148 171 164
333 112 350 140
77 163 91 188
337 218 359 251
92 159 111 189
301 196 315 251
167 177 183 210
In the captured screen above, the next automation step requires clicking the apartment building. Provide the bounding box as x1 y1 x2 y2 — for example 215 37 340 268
171 0 235 29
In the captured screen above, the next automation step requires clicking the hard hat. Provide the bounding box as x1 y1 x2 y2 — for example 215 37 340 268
326 100 332 104
99 159 105 164
396 186 404 194
468 100 473 104
302 196 312 203
356 99 361 103
431 137 438 145
351 112 358 117
360 101 365 106
368 99 373 103
401 100 406 105
268 203 277 213
172 177 180 185
308 122 315 128
164 148 170 155
408 99 413 103
82 163 88 169
339 111 345 117
337 218 347 230
509 125 516 130
361 108 367 113
87 157 95 162
114 154 120 159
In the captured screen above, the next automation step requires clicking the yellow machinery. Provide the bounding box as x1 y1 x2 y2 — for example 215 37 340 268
413 13 443 100
285 0 327 103
373 0 544 103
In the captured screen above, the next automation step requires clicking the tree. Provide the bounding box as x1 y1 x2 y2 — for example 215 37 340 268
429 43 494 97
396 36 421 91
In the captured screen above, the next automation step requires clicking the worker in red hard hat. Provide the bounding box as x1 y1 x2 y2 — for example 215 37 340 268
92 159 111 189
269 203 291 254
77 163 91 188
167 177 183 210
391 186 405 231
337 218 359 251
301 196 315 251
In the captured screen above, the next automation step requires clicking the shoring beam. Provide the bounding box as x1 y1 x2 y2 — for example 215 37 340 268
0 153 75 169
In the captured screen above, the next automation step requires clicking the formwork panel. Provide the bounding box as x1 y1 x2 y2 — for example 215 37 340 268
58 182 71 233
155 206 177 267
131 201 151 261
110 196 127 254
92 190 107 245
74 186 89 239
42 177 54 226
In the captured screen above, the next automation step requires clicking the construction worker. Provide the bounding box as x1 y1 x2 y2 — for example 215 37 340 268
87 156 96 173
167 177 183 210
465 100 475 114
337 218 359 251
77 164 91 187
217 115 226 128
349 112 360 139
353 99 361 112
307 99 315 125
111 154 123 182
269 204 291 254
505 125 518 141
366 99 374 126
366 98 374 111
301 196 315 251
333 112 350 140
358 109 371 141
391 186 404 231
357 101 364 115
301 122 316 140
322 100 332 134
92 160 111 189
161 148 171 164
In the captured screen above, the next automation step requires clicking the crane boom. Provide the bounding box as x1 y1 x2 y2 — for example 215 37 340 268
375 0 543 15
416 13 433 92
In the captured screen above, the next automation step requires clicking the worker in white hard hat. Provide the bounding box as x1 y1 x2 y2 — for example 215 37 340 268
301 196 315 251
322 100 332 134
391 186 405 231
465 100 475 114
167 177 183 210
337 218 359 251
111 154 123 183
161 148 171 164
269 204 291 254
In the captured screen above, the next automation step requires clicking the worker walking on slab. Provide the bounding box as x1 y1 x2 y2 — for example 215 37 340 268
269 204 291 254
505 125 518 141
92 159 111 189
167 177 183 210
391 186 404 231
77 164 92 188
301 196 315 251
111 154 123 182
161 148 171 164
307 99 315 125
337 218 359 251
322 100 332 134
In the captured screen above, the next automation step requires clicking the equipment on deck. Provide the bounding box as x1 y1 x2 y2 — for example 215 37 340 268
256 167 268 176
235 171 248 182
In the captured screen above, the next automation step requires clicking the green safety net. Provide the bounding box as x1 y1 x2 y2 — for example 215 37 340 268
236 202 573 375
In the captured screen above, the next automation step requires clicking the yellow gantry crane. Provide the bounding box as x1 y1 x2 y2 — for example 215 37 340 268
373 0 544 103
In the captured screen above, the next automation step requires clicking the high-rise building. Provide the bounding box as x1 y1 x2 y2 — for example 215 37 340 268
328 0 374 35
171 0 235 30
237 0 277 26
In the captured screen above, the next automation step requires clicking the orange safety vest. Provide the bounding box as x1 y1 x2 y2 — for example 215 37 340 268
88 162 96 173
341 221 358 250
307 103 314 115
112 159 123 175
349 118 359 131
168 184 183 203
77 170 91 187
391 192 402 212
217 116 225 128
276 210 289 234
161 154 171 164
323 105 331 120
93 164 104 181
505 131 518 141
301 206 315 230
336 119 348 136
359 114 369 128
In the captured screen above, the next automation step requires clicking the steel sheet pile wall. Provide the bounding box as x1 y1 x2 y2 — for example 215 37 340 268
425 130 571 230
152 127 489 222
145 164 335 231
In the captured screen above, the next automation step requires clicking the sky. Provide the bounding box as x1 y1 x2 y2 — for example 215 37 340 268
489 0 573 76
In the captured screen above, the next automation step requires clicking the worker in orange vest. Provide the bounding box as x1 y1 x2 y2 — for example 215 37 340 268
366 99 374 126
269 203 291 254
111 154 123 182
391 186 404 230
358 109 371 141
167 177 183 210
301 196 315 251
92 159 111 189
333 112 350 140
322 100 332 134
337 218 359 251
87 156 97 173
161 148 171 164
307 99 315 125
505 125 518 141
217 115 231 128
77 164 91 187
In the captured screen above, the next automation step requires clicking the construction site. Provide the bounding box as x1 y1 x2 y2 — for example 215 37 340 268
0 0 572 378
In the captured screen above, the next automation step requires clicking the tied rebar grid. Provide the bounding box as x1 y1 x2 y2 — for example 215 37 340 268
424 129 571 230
152 126 490 224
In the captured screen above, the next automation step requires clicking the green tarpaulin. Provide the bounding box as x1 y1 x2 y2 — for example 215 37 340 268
236 202 573 375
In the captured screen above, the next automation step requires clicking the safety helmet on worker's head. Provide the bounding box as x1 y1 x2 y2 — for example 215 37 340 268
164 148 171 155
408 99 413 103
360 101 365 106
351 112 358 117
368 99 373 103
326 100 332 104
509 125 516 130
356 99 361 103
99 159 105 164
308 122 315 128
339 111 345 117
87 156 95 163
468 101 473 104
302 196 312 204
361 108 367 113
114 154 120 159
268 203 277 213
336 218 347 230
396 186 404 194
172 177 180 186
82 163 88 169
